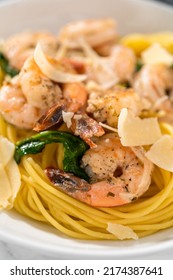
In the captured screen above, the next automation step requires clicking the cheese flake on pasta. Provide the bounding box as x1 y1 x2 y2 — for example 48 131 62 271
0 136 21 210
142 43 173 66
0 136 15 165
0 164 12 209
145 135 173 172
107 223 138 240
118 108 162 146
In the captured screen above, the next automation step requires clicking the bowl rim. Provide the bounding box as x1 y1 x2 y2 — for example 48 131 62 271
0 0 172 11
1 220 173 258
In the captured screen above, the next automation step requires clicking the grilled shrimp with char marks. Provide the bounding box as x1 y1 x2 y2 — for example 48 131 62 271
46 133 153 207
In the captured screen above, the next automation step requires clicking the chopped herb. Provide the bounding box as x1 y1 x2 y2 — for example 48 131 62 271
135 61 143 72
0 52 19 77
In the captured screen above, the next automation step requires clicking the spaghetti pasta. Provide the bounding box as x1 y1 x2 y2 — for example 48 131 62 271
1 116 173 240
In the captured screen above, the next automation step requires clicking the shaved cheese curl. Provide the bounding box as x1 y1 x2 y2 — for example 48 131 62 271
34 43 87 83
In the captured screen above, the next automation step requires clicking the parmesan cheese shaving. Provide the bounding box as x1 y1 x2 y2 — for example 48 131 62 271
118 108 162 146
145 135 173 172
73 114 82 120
5 160 21 207
62 111 74 128
131 147 153 197
0 164 12 209
142 43 173 66
99 122 118 133
107 223 138 240
34 43 87 83
0 136 21 210
79 39 118 89
0 136 15 165
153 96 169 110
55 40 68 59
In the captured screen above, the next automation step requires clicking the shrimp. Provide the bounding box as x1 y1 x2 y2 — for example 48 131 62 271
0 76 41 129
108 45 137 82
86 87 142 127
70 113 105 147
78 40 136 87
45 134 153 207
0 56 62 129
0 54 90 129
134 64 173 105
19 56 62 111
62 82 88 112
33 103 105 148
58 18 117 49
3 31 58 70
133 64 173 122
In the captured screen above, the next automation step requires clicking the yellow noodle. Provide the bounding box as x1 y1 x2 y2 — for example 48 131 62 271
22 174 112 227
29 186 106 239
27 189 41 213
41 143 58 169
15 191 46 221
56 143 64 169
1 115 173 240
0 115 7 137
6 125 17 143
22 158 115 219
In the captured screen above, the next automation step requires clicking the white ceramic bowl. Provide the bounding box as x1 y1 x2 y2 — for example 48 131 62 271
0 0 173 259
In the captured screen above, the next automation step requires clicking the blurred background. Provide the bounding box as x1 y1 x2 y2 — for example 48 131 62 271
0 0 172 6
158 0 173 4
0 0 172 4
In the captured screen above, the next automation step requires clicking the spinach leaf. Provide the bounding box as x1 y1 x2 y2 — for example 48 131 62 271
0 52 19 77
14 131 89 180
135 61 143 72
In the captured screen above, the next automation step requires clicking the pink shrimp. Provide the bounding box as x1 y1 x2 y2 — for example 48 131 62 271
45 133 153 207
3 31 58 70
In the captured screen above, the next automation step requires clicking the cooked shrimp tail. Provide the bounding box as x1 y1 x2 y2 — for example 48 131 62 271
63 82 88 113
33 103 65 132
71 114 105 148
45 167 127 207
33 102 105 147
45 134 153 207
45 168 91 192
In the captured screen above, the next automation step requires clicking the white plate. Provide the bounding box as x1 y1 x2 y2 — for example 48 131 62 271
1 0 173 259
